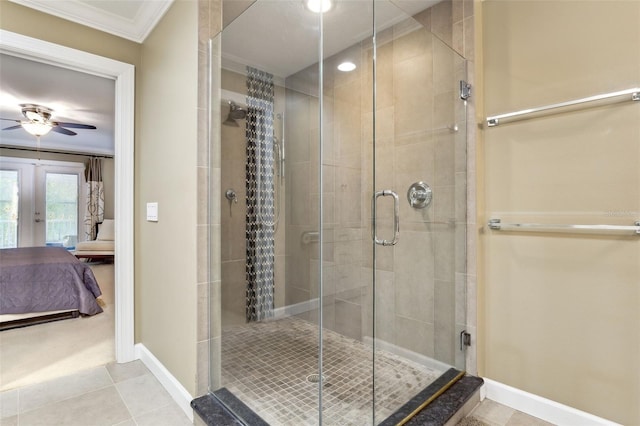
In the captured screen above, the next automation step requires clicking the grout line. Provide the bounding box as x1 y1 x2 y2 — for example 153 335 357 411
15 367 114 416
112 378 136 423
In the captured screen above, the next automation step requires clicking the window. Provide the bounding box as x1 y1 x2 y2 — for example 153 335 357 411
0 170 19 248
0 157 85 247
45 172 79 244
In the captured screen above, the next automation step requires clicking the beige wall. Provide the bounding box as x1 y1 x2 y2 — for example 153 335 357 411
136 0 199 395
1 0 219 398
479 1 640 424
0 2 140 67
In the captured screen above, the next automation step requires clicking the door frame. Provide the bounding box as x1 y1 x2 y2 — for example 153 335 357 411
0 29 136 362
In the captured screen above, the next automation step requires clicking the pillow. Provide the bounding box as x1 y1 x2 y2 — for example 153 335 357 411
97 219 115 241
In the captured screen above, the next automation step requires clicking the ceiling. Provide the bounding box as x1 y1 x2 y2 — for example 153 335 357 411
223 0 440 79
1 0 439 157
0 53 115 156
1 0 173 156
8 0 173 43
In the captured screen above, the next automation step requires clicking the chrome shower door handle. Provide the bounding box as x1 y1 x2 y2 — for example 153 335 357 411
372 190 400 246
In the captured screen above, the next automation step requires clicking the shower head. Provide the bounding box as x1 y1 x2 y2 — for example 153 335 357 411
223 100 247 126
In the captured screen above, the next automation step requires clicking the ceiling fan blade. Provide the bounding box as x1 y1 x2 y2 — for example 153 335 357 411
51 126 77 136
0 118 20 123
54 121 96 129
2 125 23 131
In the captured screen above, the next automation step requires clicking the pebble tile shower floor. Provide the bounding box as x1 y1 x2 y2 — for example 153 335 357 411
221 316 441 425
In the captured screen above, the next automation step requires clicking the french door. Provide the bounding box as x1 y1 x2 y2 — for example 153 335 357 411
0 157 85 248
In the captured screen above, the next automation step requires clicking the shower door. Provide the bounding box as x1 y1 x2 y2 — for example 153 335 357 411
364 3 469 423
213 0 467 423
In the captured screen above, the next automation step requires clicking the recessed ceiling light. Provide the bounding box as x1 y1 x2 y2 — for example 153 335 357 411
305 0 332 13
337 61 356 72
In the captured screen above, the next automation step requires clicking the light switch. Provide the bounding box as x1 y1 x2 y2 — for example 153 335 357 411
146 202 158 222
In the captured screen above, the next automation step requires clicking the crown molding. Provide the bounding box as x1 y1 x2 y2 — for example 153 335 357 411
8 0 173 43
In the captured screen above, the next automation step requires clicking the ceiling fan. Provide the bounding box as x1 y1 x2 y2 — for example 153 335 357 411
1 104 96 137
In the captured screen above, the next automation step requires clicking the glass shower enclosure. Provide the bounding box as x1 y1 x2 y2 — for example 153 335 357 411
210 0 468 423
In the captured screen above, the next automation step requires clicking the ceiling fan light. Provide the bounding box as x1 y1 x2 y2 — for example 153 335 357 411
21 104 52 123
25 110 42 122
21 121 53 137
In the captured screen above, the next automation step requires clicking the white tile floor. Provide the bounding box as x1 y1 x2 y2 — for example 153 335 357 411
466 399 555 426
0 361 192 426
0 359 554 426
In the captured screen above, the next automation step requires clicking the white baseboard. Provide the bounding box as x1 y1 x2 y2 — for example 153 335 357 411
135 343 194 422
482 378 621 426
273 298 319 318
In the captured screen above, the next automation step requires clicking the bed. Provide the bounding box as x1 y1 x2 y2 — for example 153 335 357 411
0 246 103 331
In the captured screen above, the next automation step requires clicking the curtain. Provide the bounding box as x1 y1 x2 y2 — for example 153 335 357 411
84 157 104 240
245 66 275 322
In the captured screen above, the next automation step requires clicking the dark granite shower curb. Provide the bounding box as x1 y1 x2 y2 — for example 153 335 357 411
193 372 483 426
192 387 268 426
404 375 484 425
379 368 462 425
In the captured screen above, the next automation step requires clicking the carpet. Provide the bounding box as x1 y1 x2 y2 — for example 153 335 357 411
0 263 115 391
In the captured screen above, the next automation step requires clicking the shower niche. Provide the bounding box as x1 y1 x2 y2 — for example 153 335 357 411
210 0 469 424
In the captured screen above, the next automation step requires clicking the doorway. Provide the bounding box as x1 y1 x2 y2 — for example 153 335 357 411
0 29 135 363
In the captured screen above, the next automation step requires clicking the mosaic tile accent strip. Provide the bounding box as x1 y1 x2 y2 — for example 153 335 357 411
245 65 276 322
221 316 441 425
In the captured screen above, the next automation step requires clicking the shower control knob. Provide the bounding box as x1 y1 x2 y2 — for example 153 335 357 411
407 182 432 209
225 189 238 203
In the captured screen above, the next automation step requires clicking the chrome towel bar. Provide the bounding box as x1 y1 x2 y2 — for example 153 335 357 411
486 87 640 127
488 219 640 236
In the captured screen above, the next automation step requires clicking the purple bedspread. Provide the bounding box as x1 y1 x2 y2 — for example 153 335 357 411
0 247 103 316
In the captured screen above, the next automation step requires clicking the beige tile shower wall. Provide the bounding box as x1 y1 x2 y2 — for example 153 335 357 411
220 69 249 327
363 22 467 365
283 85 320 312
283 0 476 365
480 1 640 424
284 46 367 338
361 3 473 368
219 69 287 327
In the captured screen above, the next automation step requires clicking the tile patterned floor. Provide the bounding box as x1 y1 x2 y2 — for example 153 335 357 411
0 355 555 426
464 399 556 426
0 361 192 426
221 316 441 426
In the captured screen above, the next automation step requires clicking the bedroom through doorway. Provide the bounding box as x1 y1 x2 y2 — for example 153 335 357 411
0 155 116 391
0 261 115 391
0 29 135 390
